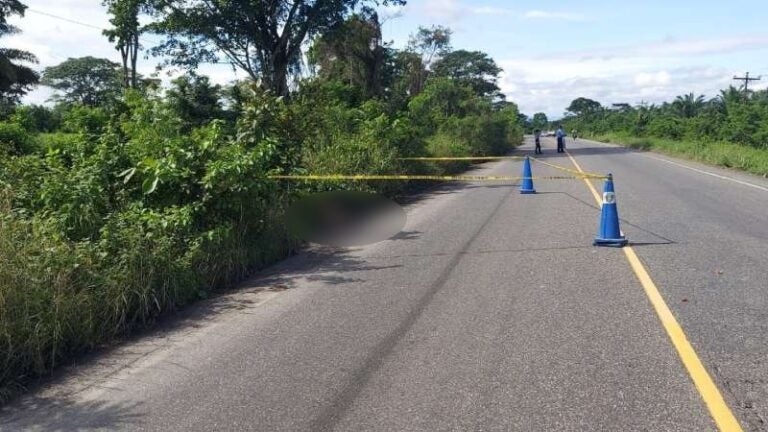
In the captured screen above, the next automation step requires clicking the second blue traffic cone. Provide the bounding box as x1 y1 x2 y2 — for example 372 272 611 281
520 156 536 194
593 173 628 247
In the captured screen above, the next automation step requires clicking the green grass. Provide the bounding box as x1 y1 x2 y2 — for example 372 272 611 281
0 131 524 404
590 132 768 177
0 190 294 403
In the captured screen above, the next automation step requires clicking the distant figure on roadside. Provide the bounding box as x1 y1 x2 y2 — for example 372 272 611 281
572 129 578 142
533 129 542 154
556 125 567 153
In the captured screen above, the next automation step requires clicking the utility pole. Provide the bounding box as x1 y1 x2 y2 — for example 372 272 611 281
733 72 761 93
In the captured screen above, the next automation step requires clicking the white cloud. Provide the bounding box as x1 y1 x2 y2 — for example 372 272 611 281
634 71 672 86
419 3 581 22
9 1 768 119
420 0 464 21
377 3 408 24
558 34 768 61
499 59 737 117
496 33 768 116
416 0 515 32
8 1 241 105
523 10 586 22
636 35 768 57
471 6 515 16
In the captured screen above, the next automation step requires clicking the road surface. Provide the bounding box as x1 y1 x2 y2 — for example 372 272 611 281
2 137 767 431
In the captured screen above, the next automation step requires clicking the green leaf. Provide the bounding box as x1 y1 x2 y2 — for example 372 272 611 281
141 157 158 169
118 167 137 184
142 176 159 195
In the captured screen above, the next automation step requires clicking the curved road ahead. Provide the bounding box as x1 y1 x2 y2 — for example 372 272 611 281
2 137 767 431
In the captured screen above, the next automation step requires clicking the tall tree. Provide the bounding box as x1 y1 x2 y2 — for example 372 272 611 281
41 57 122 106
165 74 223 129
671 93 705 118
103 0 146 89
566 97 602 117
718 86 743 113
308 12 386 98
0 0 38 108
405 25 451 94
432 50 502 98
407 25 451 69
531 112 548 130
147 0 406 97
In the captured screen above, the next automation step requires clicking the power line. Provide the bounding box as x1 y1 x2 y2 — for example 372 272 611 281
26 8 163 44
29 7 246 75
28 8 104 31
733 71 761 93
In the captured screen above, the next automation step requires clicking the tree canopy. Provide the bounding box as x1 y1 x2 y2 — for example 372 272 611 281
432 50 502 99
103 0 148 89
671 93 705 118
562 87 768 149
566 97 602 117
531 112 548 130
403 25 451 95
407 25 452 68
147 0 406 97
308 12 386 99
0 0 38 108
165 74 224 130
41 57 122 106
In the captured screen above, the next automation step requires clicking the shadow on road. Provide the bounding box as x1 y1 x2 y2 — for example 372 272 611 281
0 243 414 413
390 230 421 241
532 191 678 246
0 397 143 431
461 184 518 190
247 245 406 290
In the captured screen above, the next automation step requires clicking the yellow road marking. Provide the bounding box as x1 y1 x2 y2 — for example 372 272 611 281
532 156 606 179
565 150 743 432
564 153 605 201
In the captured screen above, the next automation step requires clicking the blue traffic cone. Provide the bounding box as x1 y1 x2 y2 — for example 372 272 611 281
593 173 628 247
520 156 536 194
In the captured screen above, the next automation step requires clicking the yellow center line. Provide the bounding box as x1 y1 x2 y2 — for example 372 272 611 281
565 150 743 432
565 152 602 203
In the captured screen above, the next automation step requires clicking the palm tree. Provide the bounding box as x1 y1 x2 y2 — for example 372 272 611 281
0 0 38 107
671 92 705 118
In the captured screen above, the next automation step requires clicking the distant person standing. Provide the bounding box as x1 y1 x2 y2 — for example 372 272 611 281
534 129 542 154
556 125 567 153
571 129 578 142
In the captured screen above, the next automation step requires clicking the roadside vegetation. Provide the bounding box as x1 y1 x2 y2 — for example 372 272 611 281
0 1 523 399
554 93 768 176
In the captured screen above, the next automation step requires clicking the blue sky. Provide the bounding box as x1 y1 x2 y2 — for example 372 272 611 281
10 0 768 117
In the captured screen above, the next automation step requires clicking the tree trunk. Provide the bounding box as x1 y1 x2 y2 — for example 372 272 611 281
120 45 130 88
271 52 290 97
130 32 139 88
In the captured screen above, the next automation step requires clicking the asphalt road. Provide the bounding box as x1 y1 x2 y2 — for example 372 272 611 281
2 137 767 431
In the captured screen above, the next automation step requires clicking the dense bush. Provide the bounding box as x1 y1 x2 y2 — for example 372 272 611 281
0 65 524 398
564 88 768 149
562 89 768 175
0 91 298 397
0 123 36 155
592 132 768 176
7 105 62 133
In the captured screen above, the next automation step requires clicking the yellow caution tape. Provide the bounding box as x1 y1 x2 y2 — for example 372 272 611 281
268 174 599 182
399 156 526 161
397 155 607 179
529 157 607 179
